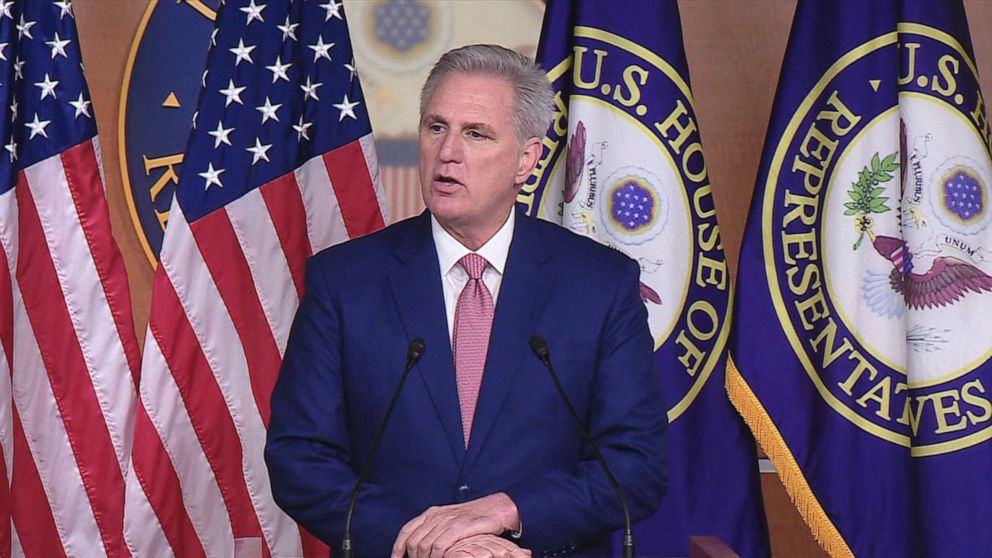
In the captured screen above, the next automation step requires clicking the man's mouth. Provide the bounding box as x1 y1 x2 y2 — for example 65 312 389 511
434 174 462 188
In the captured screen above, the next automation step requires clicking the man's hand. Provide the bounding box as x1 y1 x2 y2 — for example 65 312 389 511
444 535 531 558
390 492 520 558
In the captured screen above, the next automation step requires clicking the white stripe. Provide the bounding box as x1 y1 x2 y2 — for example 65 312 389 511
0 191 15 489
295 155 347 253
159 203 303 556
92 137 108 196
359 133 390 225
24 153 136 475
126 333 227 558
10 524 22 558
11 282 104 557
225 190 298 358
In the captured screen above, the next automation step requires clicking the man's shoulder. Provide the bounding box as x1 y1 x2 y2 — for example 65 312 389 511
525 215 636 272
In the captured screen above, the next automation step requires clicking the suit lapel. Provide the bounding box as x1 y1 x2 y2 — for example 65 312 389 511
463 212 554 472
389 213 465 466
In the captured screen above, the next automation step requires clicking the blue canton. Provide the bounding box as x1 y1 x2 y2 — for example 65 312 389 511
0 0 96 195
177 0 371 222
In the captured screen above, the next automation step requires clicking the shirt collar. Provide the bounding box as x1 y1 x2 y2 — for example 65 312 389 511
431 208 514 277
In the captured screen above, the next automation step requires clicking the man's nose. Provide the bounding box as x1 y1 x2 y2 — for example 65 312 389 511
438 132 462 163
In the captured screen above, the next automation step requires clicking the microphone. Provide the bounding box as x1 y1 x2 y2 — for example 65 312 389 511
528 335 636 558
341 338 426 558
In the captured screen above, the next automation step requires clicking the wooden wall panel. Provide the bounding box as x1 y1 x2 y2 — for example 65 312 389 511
68 1 992 555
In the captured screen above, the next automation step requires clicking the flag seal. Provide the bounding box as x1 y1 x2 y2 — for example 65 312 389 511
522 26 730 422
763 25 992 455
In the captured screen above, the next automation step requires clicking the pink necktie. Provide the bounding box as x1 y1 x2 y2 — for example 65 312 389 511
453 253 494 447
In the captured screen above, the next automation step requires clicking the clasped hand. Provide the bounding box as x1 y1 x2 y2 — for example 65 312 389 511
390 493 529 558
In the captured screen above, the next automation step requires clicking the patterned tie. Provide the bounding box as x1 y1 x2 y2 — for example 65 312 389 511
453 253 494 447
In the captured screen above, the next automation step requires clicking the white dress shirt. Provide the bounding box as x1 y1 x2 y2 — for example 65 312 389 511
431 209 515 344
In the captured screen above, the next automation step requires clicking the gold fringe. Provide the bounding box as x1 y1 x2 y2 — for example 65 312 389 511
726 357 855 558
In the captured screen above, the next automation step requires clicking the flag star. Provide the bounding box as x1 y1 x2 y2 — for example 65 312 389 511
13 57 23 80
10 98 17 121
229 38 256 66
35 73 59 100
308 36 334 62
17 15 35 39
277 15 299 42
208 121 235 148
46 32 72 59
5 138 16 161
192 110 199 129
219 79 246 106
256 96 281 123
55 0 74 19
344 59 357 81
246 138 272 165
266 56 291 83
201 69 209 88
25 113 51 139
300 76 322 101
293 115 313 142
199 163 224 190
240 0 266 25
0 43 6 61
69 92 92 118
210 28 218 47
319 0 343 21
333 94 360 121
0 0 12 20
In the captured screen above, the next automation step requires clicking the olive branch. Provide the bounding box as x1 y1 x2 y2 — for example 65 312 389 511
845 151 899 250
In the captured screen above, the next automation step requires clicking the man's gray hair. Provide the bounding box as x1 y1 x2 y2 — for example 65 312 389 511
420 44 554 143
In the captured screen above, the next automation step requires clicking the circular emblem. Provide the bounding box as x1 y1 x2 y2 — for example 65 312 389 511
348 0 453 74
522 27 730 422
766 24 992 455
600 167 666 245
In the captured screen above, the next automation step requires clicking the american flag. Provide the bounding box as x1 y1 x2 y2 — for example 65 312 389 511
0 0 142 556
123 0 387 556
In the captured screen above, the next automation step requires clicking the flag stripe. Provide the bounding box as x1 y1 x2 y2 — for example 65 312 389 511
148 268 267 549
295 155 348 254
129 328 232 557
359 134 390 225
126 360 207 558
190 208 281 427
156 204 302 556
225 189 299 360
60 139 141 379
323 141 385 237
14 178 122 556
259 174 311 300
10 405 66 558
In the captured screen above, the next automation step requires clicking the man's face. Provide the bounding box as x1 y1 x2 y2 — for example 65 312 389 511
419 73 540 246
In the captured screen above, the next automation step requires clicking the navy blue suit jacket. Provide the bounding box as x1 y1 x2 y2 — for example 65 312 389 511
265 210 666 557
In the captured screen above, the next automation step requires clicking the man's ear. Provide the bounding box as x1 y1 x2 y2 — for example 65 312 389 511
514 136 543 186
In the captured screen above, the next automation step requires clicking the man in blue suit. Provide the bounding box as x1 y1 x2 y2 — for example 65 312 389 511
265 45 666 557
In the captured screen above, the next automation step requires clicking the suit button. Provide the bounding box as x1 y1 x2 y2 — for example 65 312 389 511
457 484 470 500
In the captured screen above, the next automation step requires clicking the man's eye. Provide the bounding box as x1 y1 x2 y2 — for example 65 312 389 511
468 130 486 139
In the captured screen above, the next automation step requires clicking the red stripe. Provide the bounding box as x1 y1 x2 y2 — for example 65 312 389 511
149 269 268 551
14 176 126 557
11 406 66 558
323 142 384 237
60 141 141 382
190 210 280 427
260 173 312 300
129 396 206 557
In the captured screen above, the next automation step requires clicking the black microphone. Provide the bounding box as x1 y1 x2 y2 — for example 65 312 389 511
341 338 426 558
529 335 636 558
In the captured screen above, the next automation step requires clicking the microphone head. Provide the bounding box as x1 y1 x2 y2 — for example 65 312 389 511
529 335 550 361
407 338 426 362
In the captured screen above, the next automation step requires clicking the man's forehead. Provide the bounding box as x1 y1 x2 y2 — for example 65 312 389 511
423 73 514 122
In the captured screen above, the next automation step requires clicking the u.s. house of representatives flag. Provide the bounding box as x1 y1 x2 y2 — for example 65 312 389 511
123 0 387 555
527 1 769 556
0 1 142 556
729 0 992 555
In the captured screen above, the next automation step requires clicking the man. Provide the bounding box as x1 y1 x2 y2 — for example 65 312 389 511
265 44 666 557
